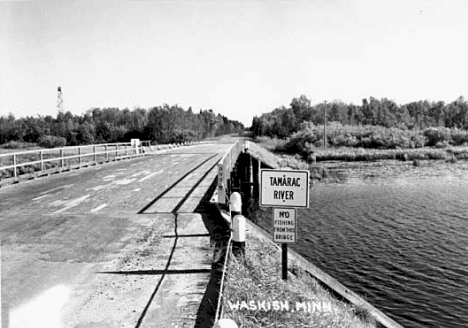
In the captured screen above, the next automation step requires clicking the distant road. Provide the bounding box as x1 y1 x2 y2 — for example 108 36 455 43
0 141 235 327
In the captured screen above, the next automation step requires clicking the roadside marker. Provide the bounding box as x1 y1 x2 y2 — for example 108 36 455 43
261 169 309 280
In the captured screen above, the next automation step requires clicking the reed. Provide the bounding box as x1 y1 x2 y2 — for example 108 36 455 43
254 136 468 163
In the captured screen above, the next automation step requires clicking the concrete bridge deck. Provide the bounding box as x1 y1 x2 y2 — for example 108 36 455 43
0 142 234 328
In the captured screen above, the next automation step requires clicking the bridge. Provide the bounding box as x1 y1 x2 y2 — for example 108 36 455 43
1 137 404 328
0 138 242 328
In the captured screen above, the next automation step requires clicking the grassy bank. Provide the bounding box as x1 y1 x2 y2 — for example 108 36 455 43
219 141 408 327
222 234 376 328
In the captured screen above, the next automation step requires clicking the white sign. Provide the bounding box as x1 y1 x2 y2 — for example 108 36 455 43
131 139 140 147
260 169 309 208
273 208 296 243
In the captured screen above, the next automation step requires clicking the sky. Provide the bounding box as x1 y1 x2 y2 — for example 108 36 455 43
1 0 468 126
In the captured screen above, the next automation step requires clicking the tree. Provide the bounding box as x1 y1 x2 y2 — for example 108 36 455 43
428 101 445 126
290 94 311 122
361 98 374 125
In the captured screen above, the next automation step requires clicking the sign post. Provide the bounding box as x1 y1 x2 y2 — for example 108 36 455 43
260 169 309 281
273 208 296 280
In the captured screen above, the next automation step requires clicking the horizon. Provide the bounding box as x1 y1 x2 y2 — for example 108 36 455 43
1 1 467 126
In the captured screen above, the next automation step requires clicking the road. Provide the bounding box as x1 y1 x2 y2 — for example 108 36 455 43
0 142 234 328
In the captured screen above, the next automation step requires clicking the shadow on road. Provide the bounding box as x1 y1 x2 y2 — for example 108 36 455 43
138 154 218 214
99 164 230 328
193 180 231 328
99 269 212 275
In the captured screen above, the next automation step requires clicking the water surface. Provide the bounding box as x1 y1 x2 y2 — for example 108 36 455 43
255 162 468 328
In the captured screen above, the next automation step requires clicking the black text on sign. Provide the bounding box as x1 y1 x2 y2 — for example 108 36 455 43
260 169 310 208
273 208 296 243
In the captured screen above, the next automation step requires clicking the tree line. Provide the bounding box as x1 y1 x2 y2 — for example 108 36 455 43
251 95 468 139
0 105 244 148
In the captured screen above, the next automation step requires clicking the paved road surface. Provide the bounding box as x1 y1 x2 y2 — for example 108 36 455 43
1 142 233 328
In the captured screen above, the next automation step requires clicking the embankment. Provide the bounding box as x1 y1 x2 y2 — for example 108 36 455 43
210 141 404 328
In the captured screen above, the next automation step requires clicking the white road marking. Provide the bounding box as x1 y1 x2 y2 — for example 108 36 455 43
133 188 141 192
39 184 74 195
51 194 90 214
102 174 116 179
131 171 149 177
114 178 136 185
91 204 108 213
85 178 135 192
32 194 52 201
138 170 164 182
87 184 109 192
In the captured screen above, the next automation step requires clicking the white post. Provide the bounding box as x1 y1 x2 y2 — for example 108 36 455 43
230 192 245 258
13 154 17 177
232 215 246 258
217 163 226 205
40 150 44 171
94 146 97 162
230 192 242 217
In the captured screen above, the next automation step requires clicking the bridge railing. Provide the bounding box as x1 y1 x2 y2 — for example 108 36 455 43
217 140 246 205
0 139 210 184
0 142 145 180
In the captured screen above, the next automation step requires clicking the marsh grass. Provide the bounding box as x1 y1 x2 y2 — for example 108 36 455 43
247 141 308 170
0 141 39 152
254 137 468 163
222 235 376 328
311 147 452 162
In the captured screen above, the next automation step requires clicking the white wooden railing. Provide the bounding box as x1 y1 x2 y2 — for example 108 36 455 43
217 140 246 205
0 142 147 179
0 140 207 182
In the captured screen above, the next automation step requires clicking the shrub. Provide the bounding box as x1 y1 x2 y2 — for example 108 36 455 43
38 135 67 148
0 141 37 149
424 128 449 146
169 129 198 143
451 130 468 146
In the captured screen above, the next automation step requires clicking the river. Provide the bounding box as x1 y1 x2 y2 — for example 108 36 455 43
254 161 468 328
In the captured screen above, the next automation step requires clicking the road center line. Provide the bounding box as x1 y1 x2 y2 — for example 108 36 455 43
39 184 74 195
32 194 52 201
51 194 90 215
138 170 164 182
91 204 108 213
